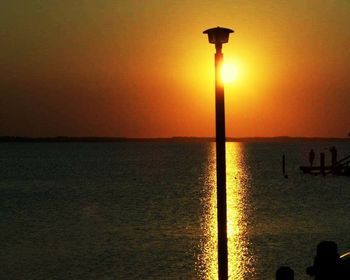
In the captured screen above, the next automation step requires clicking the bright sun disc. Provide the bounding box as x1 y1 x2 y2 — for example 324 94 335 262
221 63 238 84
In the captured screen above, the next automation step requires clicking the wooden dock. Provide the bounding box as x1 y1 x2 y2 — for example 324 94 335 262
300 165 331 174
300 155 350 176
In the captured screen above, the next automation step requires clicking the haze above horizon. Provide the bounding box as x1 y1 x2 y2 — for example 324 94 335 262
1 1 350 138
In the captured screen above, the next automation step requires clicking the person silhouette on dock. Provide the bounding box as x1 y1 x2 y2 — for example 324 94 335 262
309 149 315 167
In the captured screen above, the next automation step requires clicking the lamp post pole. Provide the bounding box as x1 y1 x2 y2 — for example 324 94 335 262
203 27 233 280
215 42 228 280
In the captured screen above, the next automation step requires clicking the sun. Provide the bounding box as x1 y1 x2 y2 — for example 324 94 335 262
221 63 239 84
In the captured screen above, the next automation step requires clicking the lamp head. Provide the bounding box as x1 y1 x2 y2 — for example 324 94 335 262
203 26 234 45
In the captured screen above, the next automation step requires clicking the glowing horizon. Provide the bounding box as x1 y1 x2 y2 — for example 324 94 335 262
1 1 349 137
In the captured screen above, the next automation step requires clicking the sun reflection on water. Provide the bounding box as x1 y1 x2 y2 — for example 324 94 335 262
198 142 255 279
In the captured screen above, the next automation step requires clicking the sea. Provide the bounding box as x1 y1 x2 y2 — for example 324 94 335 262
1 141 350 280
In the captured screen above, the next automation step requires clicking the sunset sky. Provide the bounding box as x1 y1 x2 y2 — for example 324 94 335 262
1 0 350 138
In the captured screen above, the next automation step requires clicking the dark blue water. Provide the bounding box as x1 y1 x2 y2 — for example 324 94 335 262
0 142 349 279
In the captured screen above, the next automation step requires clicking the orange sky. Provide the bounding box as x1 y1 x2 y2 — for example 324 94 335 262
1 0 349 137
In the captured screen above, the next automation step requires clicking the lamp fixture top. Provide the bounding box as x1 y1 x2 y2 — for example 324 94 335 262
203 26 234 44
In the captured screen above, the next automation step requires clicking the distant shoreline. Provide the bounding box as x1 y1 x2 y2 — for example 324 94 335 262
1 136 349 143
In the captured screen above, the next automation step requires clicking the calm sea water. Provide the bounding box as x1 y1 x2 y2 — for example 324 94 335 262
1 141 350 280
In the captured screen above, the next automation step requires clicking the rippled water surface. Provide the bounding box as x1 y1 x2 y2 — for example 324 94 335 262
1 142 350 279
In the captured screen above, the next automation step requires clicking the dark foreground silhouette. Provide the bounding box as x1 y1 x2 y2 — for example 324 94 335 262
277 241 350 280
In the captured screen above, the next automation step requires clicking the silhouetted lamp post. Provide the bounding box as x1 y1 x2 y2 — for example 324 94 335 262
203 26 234 280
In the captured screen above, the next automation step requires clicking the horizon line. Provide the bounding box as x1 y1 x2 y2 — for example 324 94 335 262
1 136 349 143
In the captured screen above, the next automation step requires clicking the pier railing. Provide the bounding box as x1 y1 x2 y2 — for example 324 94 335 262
324 155 350 175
